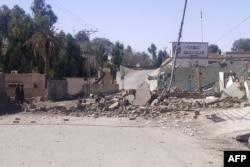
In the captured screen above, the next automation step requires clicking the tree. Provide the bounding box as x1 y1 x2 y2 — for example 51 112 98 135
0 5 11 38
231 38 250 52
31 0 58 30
147 43 157 60
91 37 113 54
95 44 108 67
24 27 61 87
156 50 164 68
208 44 221 54
74 30 89 43
1 5 34 73
111 41 124 83
0 5 11 71
122 45 133 66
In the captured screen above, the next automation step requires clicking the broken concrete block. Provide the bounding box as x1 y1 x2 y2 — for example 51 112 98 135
158 107 170 113
150 99 158 106
13 121 19 123
125 95 135 102
129 117 136 120
63 118 69 121
86 98 95 104
194 110 200 115
29 104 36 109
240 102 250 108
236 133 250 143
138 106 150 113
222 82 246 99
128 89 136 95
99 98 106 104
179 101 192 110
31 121 36 123
28 109 36 112
121 90 128 97
93 114 99 118
108 102 119 109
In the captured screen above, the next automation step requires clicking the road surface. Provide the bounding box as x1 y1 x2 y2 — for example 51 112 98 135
117 68 155 90
0 114 218 167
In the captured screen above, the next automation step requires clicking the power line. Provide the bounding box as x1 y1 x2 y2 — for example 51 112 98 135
47 0 98 30
213 16 250 44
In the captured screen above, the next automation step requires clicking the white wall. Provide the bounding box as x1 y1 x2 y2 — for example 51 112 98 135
66 77 95 95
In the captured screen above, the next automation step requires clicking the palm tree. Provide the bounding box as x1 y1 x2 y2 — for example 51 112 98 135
93 45 108 84
95 44 108 67
24 27 60 88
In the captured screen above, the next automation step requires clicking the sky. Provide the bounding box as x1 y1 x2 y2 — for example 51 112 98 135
1 0 250 53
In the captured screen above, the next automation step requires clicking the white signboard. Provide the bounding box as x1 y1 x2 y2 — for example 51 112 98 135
171 42 208 58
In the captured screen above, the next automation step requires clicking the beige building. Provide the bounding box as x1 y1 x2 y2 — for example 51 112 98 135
5 73 46 97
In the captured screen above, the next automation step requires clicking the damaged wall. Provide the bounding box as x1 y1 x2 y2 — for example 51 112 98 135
164 60 248 91
65 77 96 96
82 84 119 97
47 80 68 101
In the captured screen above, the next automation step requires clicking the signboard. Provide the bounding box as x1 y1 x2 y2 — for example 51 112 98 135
171 42 208 58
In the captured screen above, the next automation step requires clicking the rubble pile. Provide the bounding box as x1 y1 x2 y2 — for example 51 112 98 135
22 88 248 120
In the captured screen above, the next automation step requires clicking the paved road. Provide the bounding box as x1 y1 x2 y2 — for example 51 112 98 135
0 115 216 167
117 69 155 90
201 106 250 135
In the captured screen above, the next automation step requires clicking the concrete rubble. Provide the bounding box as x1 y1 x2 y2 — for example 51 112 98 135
22 85 248 122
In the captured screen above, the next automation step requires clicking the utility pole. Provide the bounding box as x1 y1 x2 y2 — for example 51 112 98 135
167 0 188 92
195 61 202 92
200 10 204 42
121 63 125 90
83 29 98 97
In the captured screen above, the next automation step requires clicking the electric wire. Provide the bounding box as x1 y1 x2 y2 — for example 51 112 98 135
213 16 250 44
48 0 98 30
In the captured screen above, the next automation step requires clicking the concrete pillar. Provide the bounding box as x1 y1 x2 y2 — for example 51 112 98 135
219 72 225 92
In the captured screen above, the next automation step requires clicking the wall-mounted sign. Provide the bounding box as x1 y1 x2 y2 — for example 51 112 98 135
171 42 208 58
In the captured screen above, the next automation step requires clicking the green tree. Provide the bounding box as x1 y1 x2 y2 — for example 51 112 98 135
0 5 11 71
0 5 11 38
74 30 89 43
111 41 124 83
140 51 153 68
95 44 108 67
122 45 133 66
208 44 221 54
156 50 164 68
91 38 113 54
24 28 61 87
1 5 34 73
50 32 86 80
231 38 250 52
31 0 58 30
147 43 157 60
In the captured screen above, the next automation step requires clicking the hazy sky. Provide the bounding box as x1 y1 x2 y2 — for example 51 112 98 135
2 0 250 53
